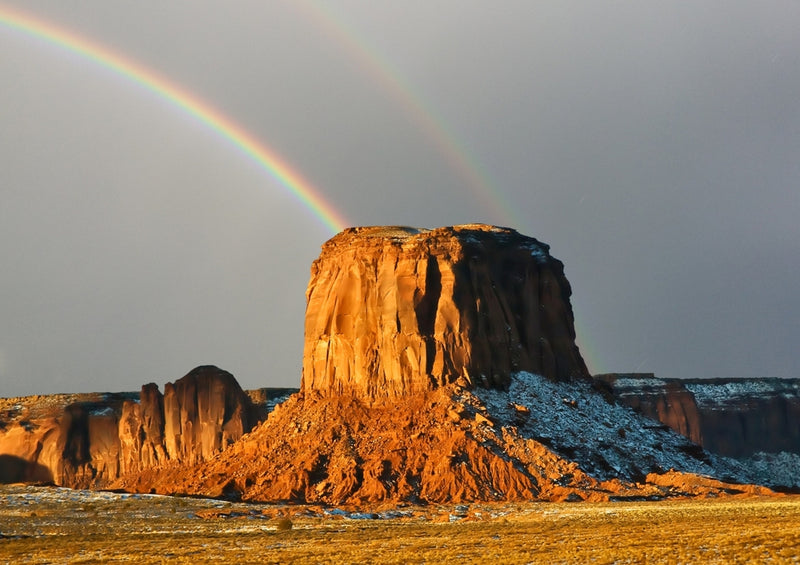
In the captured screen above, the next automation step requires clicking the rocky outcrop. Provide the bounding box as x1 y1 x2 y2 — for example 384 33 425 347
595 374 800 458
118 383 167 477
0 392 135 487
0 366 265 487
113 226 774 503
119 373 774 504
4 225 785 501
161 367 252 465
302 225 589 400
115 387 600 503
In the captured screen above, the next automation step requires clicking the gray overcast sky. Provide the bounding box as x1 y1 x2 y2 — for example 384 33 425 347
1 1 798 396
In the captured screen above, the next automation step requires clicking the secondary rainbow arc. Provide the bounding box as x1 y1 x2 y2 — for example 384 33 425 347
1 4 600 374
296 1 523 230
0 4 348 235
296 2 599 373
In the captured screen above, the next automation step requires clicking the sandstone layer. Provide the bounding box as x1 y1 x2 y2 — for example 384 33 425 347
302 225 588 400
0 366 273 487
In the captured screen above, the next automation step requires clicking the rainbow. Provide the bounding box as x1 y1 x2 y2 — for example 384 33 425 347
296 3 608 373
1 4 601 374
295 1 523 229
0 4 348 235
294 2 601 373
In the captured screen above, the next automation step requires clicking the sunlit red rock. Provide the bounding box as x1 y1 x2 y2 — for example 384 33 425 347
109 226 779 503
301 225 589 400
0 366 258 487
2 225 789 503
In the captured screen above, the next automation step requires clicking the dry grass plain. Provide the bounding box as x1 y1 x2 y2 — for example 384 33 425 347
1 485 799 564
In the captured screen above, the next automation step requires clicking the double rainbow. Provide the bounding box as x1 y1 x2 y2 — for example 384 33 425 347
0 4 348 235
296 1 520 228
1 4 599 372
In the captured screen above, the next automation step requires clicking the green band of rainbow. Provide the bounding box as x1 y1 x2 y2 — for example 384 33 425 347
1 4 600 374
0 4 348 235
296 1 522 229
295 2 599 373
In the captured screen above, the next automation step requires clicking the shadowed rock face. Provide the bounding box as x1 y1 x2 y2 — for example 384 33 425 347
595 374 800 458
0 455 53 484
161 366 252 465
301 225 589 399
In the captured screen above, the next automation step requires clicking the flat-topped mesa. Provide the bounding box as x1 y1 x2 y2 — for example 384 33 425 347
301 225 589 399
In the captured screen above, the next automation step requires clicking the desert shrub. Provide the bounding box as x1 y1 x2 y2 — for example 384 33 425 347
275 518 293 531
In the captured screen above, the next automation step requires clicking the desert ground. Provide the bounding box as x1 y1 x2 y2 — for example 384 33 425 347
1 486 799 564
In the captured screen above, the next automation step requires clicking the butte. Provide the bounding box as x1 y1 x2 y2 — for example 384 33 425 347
113 225 772 503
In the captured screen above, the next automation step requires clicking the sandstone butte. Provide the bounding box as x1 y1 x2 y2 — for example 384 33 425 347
301 225 589 397
106 225 776 504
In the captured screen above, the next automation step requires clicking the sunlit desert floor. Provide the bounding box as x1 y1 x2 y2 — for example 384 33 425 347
1 485 799 564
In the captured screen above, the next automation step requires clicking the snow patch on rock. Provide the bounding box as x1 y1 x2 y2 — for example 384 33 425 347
730 452 800 489
265 394 293 415
474 372 746 483
613 377 667 391
686 380 800 408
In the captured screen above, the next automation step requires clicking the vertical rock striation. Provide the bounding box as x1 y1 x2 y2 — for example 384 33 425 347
161 366 252 465
0 366 258 487
104 225 781 502
302 225 589 399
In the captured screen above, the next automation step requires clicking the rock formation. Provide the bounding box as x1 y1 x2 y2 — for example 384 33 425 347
595 374 800 458
3 225 789 501
119 370 776 504
110 225 776 503
0 366 269 487
302 225 589 400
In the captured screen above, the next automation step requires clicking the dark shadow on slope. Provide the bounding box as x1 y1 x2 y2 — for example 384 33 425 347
0 454 53 484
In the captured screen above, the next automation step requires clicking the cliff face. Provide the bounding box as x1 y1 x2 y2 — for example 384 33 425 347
0 366 263 487
302 225 589 399
114 226 773 503
161 368 252 465
4 225 788 500
595 374 800 458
